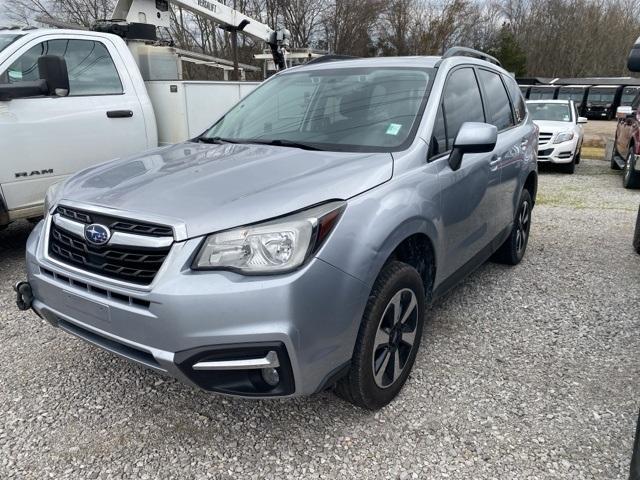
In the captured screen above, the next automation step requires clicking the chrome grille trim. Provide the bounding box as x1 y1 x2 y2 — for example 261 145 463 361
53 214 173 249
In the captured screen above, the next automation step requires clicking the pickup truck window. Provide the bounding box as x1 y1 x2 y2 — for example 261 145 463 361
202 67 433 153
0 39 122 96
0 34 23 54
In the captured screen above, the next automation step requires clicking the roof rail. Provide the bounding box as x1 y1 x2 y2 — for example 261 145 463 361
439 47 502 67
305 54 359 66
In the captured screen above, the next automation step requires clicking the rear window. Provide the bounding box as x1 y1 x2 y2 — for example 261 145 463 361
477 69 514 130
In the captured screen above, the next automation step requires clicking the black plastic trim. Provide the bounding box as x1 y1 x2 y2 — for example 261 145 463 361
313 361 350 393
175 342 296 397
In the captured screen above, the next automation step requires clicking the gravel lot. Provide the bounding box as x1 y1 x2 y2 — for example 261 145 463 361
1 158 639 479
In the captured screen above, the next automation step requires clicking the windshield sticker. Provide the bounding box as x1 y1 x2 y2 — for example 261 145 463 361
563 115 570 121
386 123 402 136
8 70 22 80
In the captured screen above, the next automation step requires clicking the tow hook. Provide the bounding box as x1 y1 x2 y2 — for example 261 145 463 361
14 281 34 311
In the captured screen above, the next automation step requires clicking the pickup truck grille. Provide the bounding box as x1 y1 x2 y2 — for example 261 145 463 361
538 132 553 144
49 207 173 285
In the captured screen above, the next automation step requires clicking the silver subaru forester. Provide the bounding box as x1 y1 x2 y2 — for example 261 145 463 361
19 48 538 409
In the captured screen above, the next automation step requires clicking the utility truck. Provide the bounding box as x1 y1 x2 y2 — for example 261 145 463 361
0 0 291 229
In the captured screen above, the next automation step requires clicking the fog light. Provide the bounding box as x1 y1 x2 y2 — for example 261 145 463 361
261 367 280 386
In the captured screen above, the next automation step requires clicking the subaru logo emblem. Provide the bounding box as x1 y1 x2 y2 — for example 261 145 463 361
84 224 111 246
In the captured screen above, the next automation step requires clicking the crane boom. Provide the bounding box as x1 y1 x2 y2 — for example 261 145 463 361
112 0 290 70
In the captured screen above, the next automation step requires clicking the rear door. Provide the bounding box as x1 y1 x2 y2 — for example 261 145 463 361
0 33 148 214
430 66 500 279
476 69 531 234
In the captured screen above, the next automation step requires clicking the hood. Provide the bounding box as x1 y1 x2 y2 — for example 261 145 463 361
61 142 393 239
532 120 574 132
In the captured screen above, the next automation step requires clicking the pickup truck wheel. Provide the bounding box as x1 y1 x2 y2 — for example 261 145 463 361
633 205 640 255
335 261 425 410
623 150 640 189
492 190 532 266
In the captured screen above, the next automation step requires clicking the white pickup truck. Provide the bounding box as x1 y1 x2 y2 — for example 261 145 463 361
0 27 259 229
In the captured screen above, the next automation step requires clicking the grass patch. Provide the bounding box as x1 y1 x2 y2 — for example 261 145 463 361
536 192 587 209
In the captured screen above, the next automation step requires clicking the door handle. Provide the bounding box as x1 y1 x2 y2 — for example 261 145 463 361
106 110 133 118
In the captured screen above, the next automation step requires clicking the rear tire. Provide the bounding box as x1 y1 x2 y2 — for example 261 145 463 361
623 149 640 189
633 205 640 255
492 190 532 266
335 261 426 410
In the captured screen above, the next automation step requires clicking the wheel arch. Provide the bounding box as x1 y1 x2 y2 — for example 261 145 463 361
524 170 538 206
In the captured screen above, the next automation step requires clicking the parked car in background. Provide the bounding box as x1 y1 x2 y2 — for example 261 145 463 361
612 94 640 188
528 85 558 100
585 85 622 119
557 85 589 116
16 49 538 410
621 86 640 107
527 99 586 173
519 84 532 99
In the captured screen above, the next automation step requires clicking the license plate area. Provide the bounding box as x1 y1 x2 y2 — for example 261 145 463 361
63 290 110 325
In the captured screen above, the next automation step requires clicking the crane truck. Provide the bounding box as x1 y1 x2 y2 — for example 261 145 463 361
0 0 290 230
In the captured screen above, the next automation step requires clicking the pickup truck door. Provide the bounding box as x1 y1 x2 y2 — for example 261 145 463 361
0 33 149 216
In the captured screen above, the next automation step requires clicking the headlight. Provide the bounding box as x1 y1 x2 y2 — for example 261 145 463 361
554 132 574 144
192 201 346 274
44 181 65 213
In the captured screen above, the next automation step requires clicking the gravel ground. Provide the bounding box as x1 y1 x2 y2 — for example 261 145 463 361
1 158 639 480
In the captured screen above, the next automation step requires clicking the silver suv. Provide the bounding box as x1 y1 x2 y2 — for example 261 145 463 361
18 48 538 409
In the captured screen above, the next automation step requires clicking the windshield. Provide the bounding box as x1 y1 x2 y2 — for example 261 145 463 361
527 102 572 122
621 90 639 105
202 67 433 152
529 91 555 100
0 34 23 54
558 91 584 103
588 91 615 102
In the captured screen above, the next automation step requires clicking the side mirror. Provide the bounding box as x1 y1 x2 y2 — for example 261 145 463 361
616 106 633 120
628 36 640 72
0 55 69 101
577 116 588 124
449 122 497 171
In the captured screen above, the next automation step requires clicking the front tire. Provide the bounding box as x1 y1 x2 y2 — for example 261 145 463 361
560 160 576 174
492 189 533 265
335 261 426 410
623 149 640 189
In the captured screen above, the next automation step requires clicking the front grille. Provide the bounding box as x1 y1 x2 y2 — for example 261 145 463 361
538 148 554 157
538 132 553 144
56 206 173 237
48 222 171 285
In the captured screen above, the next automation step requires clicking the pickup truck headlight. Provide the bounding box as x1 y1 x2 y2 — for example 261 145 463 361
554 132 574 144
44 181 65 213
193 201 346 274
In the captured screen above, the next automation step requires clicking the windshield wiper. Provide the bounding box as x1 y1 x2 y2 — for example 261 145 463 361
243 139 325 151
197 136 240 144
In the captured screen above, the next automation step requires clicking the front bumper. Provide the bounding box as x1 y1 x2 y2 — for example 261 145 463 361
537 138 579 164
25 218 368 397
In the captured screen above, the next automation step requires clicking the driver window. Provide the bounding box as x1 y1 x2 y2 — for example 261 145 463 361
0 39 123 96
